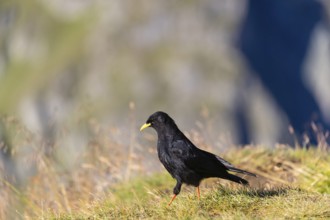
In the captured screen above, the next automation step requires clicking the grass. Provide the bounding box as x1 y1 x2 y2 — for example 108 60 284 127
1 116 329 219
52 175 330 219
47 147 330 220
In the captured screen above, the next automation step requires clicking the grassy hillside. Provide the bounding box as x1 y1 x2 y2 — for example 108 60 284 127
48 147 330 219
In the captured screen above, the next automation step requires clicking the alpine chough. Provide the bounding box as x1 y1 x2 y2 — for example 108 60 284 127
140 111 256 205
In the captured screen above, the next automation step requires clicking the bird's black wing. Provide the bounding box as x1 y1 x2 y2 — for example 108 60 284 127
170 139 229 177
171 139 256 177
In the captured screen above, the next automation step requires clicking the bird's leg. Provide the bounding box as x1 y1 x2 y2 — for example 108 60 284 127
168 194 177 206
196 186 200 200
168 180 182 206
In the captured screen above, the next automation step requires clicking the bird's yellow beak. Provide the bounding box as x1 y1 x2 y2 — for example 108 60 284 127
140 123 151 131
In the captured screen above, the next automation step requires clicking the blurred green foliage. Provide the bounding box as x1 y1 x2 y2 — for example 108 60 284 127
0 0 246 130
0 0 94 113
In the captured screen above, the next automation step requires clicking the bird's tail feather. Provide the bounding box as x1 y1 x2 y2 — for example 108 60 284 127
226 173 249 185
215 155 256 177
227 167 257 177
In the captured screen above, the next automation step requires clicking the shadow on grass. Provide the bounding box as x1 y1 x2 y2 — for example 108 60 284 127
217 186 302 198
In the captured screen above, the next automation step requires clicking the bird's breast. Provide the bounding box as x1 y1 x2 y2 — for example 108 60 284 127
157 142 170 163
157 140 176 170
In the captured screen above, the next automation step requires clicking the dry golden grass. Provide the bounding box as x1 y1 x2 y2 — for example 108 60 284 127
0 114 329 219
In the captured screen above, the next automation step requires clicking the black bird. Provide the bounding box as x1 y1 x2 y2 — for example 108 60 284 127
140 111 256 205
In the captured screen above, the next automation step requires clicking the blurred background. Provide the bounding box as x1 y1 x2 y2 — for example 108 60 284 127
0 0 329 218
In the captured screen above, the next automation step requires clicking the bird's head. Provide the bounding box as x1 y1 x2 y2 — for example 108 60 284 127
140 111 177 132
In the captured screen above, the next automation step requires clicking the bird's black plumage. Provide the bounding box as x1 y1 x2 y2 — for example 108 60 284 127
140 111 256 204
